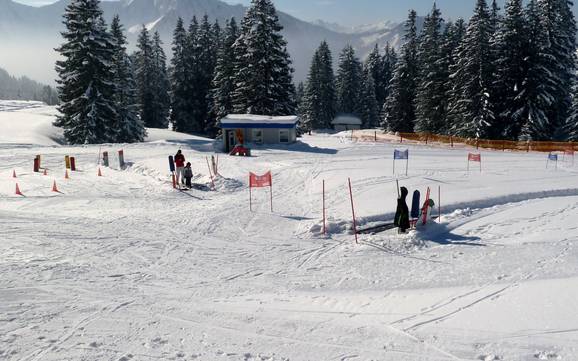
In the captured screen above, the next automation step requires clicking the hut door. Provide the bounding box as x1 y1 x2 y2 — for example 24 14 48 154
228 131 236 151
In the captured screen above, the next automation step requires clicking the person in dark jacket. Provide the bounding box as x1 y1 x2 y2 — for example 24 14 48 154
394 186 410 233
183 162 193 189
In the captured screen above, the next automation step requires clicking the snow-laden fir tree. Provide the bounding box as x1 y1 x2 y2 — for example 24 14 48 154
447 0 496 139
150 32 171 129
539 0 577 140
335 45 363 117
197 15 218 133
211 18 239 127
170 17 193 133
493 0 527 139
383 10 419 133
380 43 397 115
232 0 296 115
518 0 569 140
134 27 157 128
364 45 386 109
302 41 336 130
414 3 447 134
110 15 146 143
565 80 578 141
360 65 380 128
54 0 117 144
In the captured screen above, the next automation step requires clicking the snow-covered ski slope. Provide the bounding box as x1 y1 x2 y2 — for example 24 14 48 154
1 101 578 361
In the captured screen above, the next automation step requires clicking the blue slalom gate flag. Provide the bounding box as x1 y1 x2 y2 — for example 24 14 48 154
548 153 558 162
393 149 409 175
394 149 409 160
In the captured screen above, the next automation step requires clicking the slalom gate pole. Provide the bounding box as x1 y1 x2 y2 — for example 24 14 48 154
249 175 252 212
270 183 273 213
322 180 326 236
405 157 409 176
396 179 400 198
438 186 442 223
348 178 358 244
206 157 215 190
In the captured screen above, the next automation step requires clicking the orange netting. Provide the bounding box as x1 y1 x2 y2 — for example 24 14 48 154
350 130 578 153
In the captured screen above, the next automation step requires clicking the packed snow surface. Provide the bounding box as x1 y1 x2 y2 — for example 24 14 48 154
1 101 578 361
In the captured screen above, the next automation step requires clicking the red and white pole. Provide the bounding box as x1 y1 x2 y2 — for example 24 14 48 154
348 178 358 244
322 180 326 236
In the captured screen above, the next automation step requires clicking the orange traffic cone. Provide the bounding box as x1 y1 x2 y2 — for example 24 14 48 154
43 169 48 176
15 183 23 196
12 170 17 178
97 167 102 177
65 170 69 179
52 180 59 193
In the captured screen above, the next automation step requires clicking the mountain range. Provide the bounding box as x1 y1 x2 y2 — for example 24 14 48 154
0 0 414 85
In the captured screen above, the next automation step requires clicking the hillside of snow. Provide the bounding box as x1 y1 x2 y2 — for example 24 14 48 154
1 101 578 360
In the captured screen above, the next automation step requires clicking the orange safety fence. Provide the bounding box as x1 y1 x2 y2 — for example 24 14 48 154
350 130 578 153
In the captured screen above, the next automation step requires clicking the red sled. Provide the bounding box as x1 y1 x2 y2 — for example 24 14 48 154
230 146 251 157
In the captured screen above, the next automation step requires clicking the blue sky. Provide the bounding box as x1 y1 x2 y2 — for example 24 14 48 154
15 0 578 26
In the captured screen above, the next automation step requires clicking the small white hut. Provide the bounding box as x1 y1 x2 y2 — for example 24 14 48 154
332 114 362 131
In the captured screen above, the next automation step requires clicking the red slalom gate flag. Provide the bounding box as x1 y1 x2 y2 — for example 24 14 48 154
467 153 482 172
468 153 481 162
249 171 272 188
249 171 273 212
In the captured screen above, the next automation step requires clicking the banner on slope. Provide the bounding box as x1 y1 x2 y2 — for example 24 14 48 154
547 153 558 169
393 149 409 176
249 171 273 212
467 153 482 172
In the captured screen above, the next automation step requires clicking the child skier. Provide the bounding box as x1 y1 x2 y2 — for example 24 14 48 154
183 162 193 189
394 186 410 233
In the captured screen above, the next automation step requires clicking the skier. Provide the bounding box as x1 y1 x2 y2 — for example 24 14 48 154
183 162 193 189
394 186 410 233
174 150 186 185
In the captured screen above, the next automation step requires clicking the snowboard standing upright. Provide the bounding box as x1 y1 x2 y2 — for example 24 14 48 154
411 190 420 227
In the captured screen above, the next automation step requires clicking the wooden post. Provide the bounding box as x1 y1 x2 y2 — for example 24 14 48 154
450 136 453 148
400 134 403 143
374 131 377 142
348 178 358 244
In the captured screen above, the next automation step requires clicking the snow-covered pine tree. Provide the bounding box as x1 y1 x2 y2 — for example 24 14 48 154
365 45 386 109
360 65 379 128
493 0 527 139
565 81 578 141
302 41 336 130
185 16 205 133
54 0 117 144
150 32 171 129
110 15 146 143
518 0 566 140
447 0 496 139
170 17 193 133
382 10 419 133
232 0 295 116
336 45 363 117
211 18 239 127
380 43 397 117
134 26 157 128
415 3 447 134
197 15 217 133
541 0 577 139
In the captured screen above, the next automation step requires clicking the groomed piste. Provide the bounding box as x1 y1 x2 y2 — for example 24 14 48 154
1 101 578 361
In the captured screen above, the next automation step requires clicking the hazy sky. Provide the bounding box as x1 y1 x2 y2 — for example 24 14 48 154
14 0 578 26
